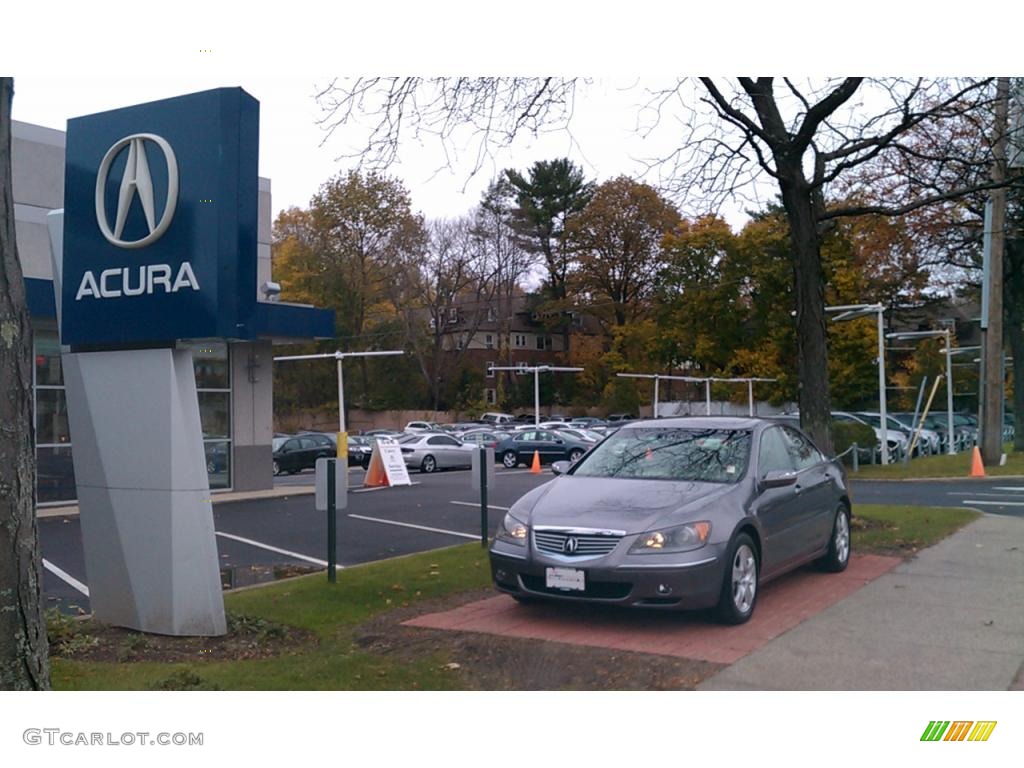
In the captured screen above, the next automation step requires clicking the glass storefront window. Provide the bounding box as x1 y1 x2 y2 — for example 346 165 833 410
35 388 70 445
34 332 63 386
37 446 75 504
198 391 231 440
32 332 236 503
204 440 231 490
192 342 230 389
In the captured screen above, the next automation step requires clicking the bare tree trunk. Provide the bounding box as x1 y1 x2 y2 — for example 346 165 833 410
779 176 833 454
0 77 50 690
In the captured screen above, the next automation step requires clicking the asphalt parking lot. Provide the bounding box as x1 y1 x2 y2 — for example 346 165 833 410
38 467 1024 616
39 464 552 615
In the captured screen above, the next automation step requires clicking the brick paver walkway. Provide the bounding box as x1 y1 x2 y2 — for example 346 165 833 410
404 554 899 664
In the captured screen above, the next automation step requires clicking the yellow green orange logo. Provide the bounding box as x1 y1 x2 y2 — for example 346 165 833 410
921 721 997 742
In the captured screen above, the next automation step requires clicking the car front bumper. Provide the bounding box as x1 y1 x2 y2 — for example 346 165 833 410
489 541 727 610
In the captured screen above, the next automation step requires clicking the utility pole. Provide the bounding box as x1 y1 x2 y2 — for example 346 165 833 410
982 77 1009 466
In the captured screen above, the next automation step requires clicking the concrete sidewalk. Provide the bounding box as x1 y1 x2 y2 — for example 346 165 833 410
699 514 1024 690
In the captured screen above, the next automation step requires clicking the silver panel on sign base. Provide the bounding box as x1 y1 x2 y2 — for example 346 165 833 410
62 349 226 636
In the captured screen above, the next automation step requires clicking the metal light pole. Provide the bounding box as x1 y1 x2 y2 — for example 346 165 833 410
888 330 956 454
828 304 888 464
274 350 405 433
489 365 584 424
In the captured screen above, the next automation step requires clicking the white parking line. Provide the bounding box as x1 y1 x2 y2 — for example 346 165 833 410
347 514 479 540
42 559 90 597
215 531 341 569
993 486 1024 492
449 500 511 512
961 500 1024 507
947 492 1024 497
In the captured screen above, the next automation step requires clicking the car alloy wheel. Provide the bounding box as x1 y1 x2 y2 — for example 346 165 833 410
715 532 758 625
568 449 583 463
731 544 757 614
818 505 851 573
272 460 281 476
421 455 437 473
502 451 518 468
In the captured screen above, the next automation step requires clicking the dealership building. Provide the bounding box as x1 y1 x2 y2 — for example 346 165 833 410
12 118 333 506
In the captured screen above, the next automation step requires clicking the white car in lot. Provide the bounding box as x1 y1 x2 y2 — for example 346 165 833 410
832 411 909 461
398 433 476 473
404 420 443 433
859 411 941 455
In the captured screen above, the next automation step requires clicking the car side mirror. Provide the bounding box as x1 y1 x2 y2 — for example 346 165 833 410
551 460 570 475
554 438 564 444
761 470 798 489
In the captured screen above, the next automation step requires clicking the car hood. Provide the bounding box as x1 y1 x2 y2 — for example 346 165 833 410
513 475 738 534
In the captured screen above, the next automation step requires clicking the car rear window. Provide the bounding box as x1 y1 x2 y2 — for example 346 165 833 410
571 428 751 483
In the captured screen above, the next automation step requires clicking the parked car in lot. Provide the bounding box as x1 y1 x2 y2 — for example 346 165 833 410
489 416 852 624
868 412 941 455
459 430 505 449
551 426 603 444
405 420 443 433
831 411 907 461
398 433 476 473
346 435 374 468
272 433 336 475
568 417 607 429
480 412 517 426
494 429 592 468
607 413 635 421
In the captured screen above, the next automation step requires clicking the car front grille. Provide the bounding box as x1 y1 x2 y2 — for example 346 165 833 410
533 530 623 557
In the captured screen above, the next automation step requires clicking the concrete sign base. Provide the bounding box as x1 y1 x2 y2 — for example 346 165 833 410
62 349 227 636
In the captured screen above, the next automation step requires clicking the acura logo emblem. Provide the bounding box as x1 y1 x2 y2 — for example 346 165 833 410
95 133 179 249
563 536 579 554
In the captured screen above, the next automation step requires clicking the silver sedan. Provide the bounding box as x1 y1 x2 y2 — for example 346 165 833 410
398 433 476 473
490 416 852 624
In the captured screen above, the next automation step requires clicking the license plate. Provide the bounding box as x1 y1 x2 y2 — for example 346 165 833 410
545 567 585 591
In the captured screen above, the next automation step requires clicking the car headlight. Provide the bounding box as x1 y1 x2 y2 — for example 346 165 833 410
629 521 711 554
496 513 528 546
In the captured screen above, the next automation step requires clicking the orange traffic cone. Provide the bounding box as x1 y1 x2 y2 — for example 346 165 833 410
970 447 986 478
530 450 541 474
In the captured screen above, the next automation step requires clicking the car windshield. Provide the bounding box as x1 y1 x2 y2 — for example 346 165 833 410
398 435 420 445
272 437 287 451
571 427 751 483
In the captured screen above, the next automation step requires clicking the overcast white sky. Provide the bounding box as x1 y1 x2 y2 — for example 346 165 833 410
11 75 730 225
6 2 1020 232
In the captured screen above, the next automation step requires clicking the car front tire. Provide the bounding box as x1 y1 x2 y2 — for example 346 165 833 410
272 460 281 476
568 448 584 463
817 504 851 573
502 451 519 468
715 533 759 625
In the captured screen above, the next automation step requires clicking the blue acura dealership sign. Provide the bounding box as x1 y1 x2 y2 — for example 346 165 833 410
62 88 259 347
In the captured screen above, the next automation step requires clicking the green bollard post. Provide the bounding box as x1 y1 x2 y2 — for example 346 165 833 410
327 458 337 583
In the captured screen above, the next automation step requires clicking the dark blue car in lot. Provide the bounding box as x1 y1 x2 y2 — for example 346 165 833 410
495 429 592 468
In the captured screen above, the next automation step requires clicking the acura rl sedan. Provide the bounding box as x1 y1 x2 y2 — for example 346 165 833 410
489 417 852 624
